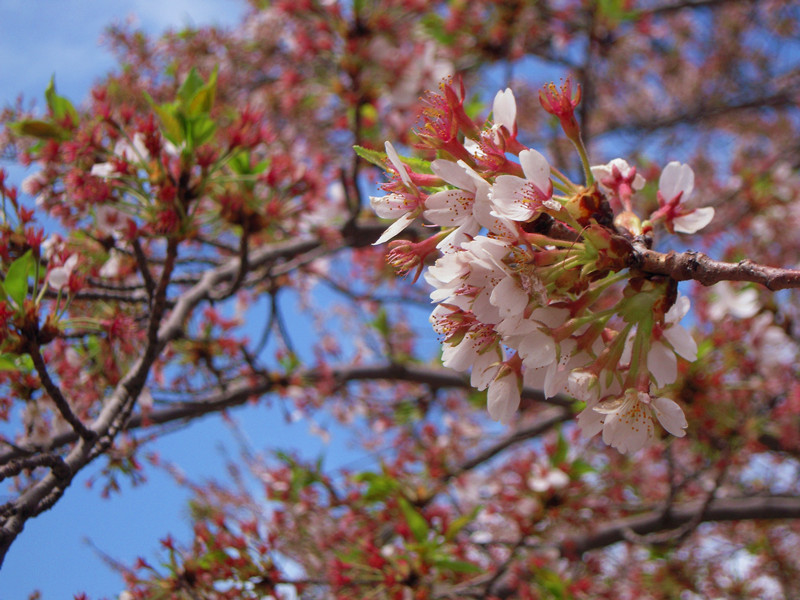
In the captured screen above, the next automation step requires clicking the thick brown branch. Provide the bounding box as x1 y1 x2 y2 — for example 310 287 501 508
558 495 800 557
633 245 800 290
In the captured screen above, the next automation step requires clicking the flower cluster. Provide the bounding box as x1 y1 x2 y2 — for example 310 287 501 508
368 79 715 454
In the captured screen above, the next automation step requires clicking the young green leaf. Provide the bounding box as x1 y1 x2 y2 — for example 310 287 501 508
353 145 388 169
4 250 34 308
398 497 429 544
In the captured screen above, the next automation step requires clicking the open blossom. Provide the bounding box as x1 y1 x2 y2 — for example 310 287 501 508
424 159 488 248
47 254 78 291
491 149 554 222
528 464 569 493
648 294 698 387
579 388 688 454
707 281 760 321
370 141 425 245
655 161 715 234
91 133 150 178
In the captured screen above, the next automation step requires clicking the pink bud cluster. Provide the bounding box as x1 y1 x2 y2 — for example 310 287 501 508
370 80 714 454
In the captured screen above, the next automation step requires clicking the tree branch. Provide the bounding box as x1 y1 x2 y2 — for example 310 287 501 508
558 495 800 557
633 244 800 290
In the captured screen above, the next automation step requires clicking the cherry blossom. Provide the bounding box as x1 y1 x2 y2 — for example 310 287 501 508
707 281 760 320
654 161 715 234
648 294 698 387
46 254 78 291
491 149 554 221
370 141 425 244
591 158 646 192
584 388 688 454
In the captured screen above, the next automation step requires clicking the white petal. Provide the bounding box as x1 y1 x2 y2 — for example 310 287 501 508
491 175 536 221
651 397 687 437
492 88 516 133
90 162 115 178
519 149 551 192
659 161 694 201
385 141 411 187
470 349 501 390
602 400 654 454
487 372 520 425
432 159 475 190
424 189 473 226
99 250 122 279
576 402 604 438
547 469 570 490
370 193 413 219
518 331 557 370
673 206 714 234
373 211 416 245
47 268 70 290
648 341 678 387
666 294 691 323
663 325 698 362
490 275 527 318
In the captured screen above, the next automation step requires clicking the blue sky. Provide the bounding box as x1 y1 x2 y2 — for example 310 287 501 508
0 2 276 599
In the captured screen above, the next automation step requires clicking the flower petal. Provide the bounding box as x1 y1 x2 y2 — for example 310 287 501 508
673 206 714 234
385 141 411 187
492 88 516 133
651 396 688 437
519 149 551 192
487 372 520 425
373 211 417 245
659 161 694 201
648 341 678 387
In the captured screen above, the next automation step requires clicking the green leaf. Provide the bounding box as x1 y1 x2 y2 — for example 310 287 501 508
371 307 389 337
190 116 217 147
0 354 20 371
177 68 207 104
419 13 455 45
552 429 568 466
4 250 33 308
144 92 184 145
444 505 481 542
186 66 218 117
9 119 69 141
597 0 639 23
398 497 429 544
430 557 483 574
353 145 388 169
353 471 399 502
569 458 595 477
44 75 78 123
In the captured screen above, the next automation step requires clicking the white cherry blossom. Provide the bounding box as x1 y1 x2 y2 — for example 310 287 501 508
370 141 423 244
591 389 687 454
491 149 553 222
47 254 78 291
91 133 150 178
424 159 491 249
708 281 760 321
658 161 715 234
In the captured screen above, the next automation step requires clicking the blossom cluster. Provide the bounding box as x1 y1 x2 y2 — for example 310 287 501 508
369 79 716 454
